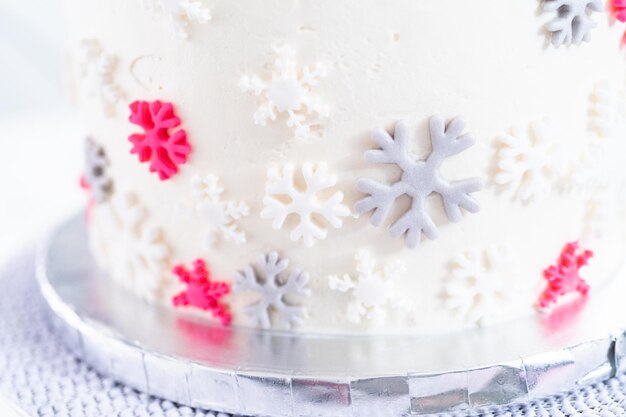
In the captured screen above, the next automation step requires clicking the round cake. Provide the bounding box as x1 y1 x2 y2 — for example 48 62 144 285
67 0 626 334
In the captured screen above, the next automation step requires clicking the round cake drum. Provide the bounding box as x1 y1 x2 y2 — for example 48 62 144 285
37 215 626 417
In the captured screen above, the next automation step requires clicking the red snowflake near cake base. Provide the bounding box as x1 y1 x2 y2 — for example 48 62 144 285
611 0 626 50
613 0 626 22
538 242 593 309
172 259 232 325
128 100 191 181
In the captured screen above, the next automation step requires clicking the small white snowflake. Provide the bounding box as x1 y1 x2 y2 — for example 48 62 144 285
182 174 250 249
234 251 312 330
109 193 171 301
261 162 350 247
589 81 617 138
569 131 626 191
239 46 330 139
494 121 556 202
543 0 604 47
566 81 626 192
583 188 616 242
443 246 512 326
328 250 406 325
567 144 604 191
79 40 124 117
143 0 211 39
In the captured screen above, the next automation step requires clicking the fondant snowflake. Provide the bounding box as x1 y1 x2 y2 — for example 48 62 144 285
538 242 593 309
185 174 250 248
328 250 406 325
355 116 483 249
143 0 211 39
261 162 350 247
443 246 512 326
589 81 617 138
80 176 95 223
612 0 626 21
172 259 231 325
110 193 171 301
83 138 113 204
128 100 192 181
583 189 615 242
494 121 555 202
572 137 626 192
543 0 604 47
233 251 311 330
79 40 124 116
239 46 330 139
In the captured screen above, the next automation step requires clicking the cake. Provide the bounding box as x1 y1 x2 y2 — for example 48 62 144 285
66 0 626 334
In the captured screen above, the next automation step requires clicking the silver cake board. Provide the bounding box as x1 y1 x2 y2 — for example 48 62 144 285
36 215 626 417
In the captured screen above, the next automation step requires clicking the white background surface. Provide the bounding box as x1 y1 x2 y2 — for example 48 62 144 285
1 1 83 414
0 0 82 261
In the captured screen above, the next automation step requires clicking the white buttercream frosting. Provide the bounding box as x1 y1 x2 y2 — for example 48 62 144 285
66 0 626 334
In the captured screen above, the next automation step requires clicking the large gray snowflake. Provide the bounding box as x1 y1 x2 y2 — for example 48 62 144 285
355 116 484 249
84 138 113 203
233 252 312 330
543 0 604 47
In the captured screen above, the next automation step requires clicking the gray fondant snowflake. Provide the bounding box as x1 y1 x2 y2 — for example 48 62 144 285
84 138 113 203
233 252 312 330
355 116 484 249
543 0 604 47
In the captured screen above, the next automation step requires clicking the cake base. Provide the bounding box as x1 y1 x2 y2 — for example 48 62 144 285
37 215 626 416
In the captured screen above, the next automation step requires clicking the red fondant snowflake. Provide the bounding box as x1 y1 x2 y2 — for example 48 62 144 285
538 242 593 309
613 0 626 22
128 100 191 181
172 259 232 325
80 175 95 223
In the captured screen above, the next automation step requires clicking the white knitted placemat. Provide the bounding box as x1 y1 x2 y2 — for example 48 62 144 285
1 248 626 417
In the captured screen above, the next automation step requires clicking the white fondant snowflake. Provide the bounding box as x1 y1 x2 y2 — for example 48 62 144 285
234 251 312 330
355 116 484 249
583 188 616 242
494 121 556 202
328 250 406 325
588 81 617 138
239 46 330 139
543 0 604 47
79 40 124 117
567 144 603 191
88 204 118 269
569 129 626 191
444 246 512 326
261 162 350 247
184 174 250 249
143 0 211 39
110 193 170 301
